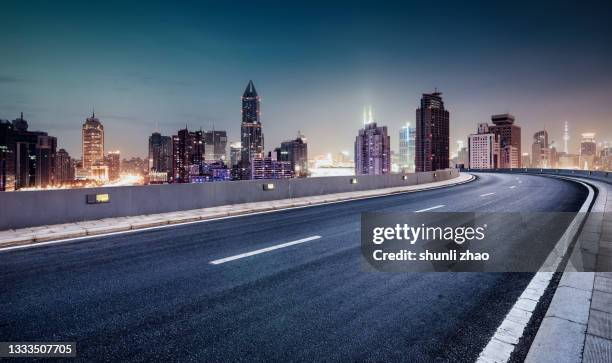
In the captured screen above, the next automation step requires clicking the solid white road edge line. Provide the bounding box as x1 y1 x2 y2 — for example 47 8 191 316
209 236 322 265
476 177 595 363
0 175 475 253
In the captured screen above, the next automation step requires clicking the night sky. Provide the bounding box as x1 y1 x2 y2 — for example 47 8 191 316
1 0 611 158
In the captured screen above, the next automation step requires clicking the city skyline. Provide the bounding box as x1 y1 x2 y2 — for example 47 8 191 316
1 1 611 159
3 91 610 162
2 3 612 361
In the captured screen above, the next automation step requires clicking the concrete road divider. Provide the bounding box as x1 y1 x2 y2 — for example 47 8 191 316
0 172 473 249
0 169 461 231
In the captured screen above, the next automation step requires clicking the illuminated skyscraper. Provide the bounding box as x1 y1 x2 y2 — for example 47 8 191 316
399 123 415 172
239 80 264 179
172 128 204 183
82 111 104 173
415 92 450 172
275 132 308 177
355 108 391 175
0 119 16 191
9 113 57 189
35 133 57 187
148 132 172 178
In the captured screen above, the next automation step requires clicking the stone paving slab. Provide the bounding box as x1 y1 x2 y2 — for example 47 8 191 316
583 334 612 363
544 286 592 325
526 317 586 363
597 272 612 279
594 276 612 293
591 290 612 314
587 309 612 340
558 272 595 292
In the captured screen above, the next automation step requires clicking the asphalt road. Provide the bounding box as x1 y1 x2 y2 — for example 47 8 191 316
0 173 588 362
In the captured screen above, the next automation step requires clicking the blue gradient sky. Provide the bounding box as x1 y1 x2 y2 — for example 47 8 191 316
1 0 611 158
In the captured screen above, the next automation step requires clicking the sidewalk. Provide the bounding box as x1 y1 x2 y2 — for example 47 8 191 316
526 177 612 363
0 173 474 249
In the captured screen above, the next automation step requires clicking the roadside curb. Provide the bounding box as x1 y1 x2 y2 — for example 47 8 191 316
478 175 596 363
526 176 612 363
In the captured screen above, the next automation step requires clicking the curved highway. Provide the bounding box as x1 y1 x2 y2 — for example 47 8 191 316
0 173 589 362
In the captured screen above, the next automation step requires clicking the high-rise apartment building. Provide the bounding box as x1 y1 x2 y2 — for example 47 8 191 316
275 132 308 177
172 128 204 183
355 109 391 175
489 114 521 168
148 132 172 180
12 113 38 189
468 123 499 169
251 152 294 179
54 148 74 184
106 151 121 181
580 133 596 170
8 113 57 189
0 119 16 191
35 133 57 187
415 92 450 172
173 129 190 183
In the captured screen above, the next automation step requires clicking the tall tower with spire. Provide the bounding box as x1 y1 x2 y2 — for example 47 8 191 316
239 80 264 179
82 110 104 173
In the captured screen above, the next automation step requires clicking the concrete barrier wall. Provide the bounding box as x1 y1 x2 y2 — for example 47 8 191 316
466 168 612 185
0 169 459 230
